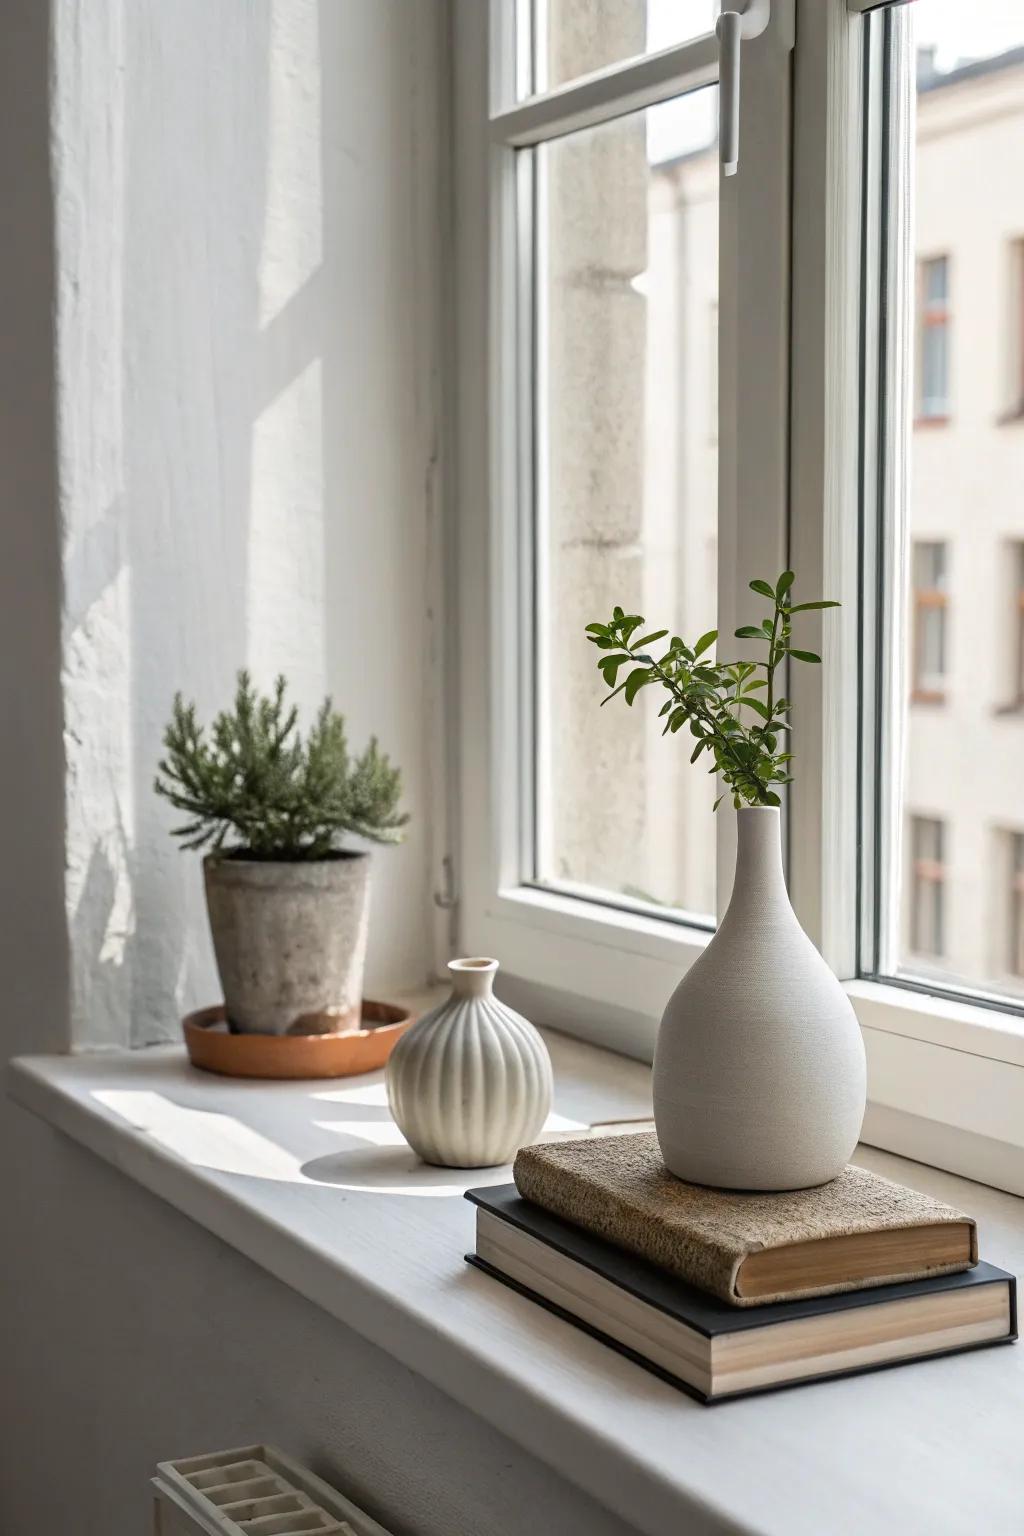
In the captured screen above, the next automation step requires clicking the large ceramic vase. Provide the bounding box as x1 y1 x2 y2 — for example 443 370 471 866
386 958 553 1167
653 806 865 1191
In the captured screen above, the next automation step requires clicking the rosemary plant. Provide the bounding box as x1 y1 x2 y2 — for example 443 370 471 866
155 671 408 858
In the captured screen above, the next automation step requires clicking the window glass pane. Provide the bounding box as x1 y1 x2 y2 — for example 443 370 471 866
873 2 1024 1002
533 89 719 921
529 0 717 98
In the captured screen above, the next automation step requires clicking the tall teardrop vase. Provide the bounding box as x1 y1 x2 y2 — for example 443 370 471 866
653 806 866 1191
386 958 553 1168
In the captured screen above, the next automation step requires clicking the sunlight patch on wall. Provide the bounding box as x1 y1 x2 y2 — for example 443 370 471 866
247 357 325 703
259 0 323 329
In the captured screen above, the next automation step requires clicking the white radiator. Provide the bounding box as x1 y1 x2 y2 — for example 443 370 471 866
152 1444 396 1536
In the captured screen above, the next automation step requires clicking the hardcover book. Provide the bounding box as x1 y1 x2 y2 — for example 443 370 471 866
514 1132 977 1305
466 1185 1016 1404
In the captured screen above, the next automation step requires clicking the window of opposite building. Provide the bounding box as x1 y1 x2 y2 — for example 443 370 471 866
916 256 950 422
910 541 948 704
909 817 946 960
1013 542 1024 706
1011 832 1024 979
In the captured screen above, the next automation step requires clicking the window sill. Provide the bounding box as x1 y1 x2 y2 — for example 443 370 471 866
9 1036 1024 1536
848 978 1024 1195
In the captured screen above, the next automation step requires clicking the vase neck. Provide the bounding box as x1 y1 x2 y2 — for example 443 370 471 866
448 958 498 999
727 808 789 915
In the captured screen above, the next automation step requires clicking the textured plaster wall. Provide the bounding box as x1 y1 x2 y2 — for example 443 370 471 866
55 0 450 1048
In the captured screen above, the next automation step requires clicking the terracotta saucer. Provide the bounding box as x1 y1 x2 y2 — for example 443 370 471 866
183 1000 414 1080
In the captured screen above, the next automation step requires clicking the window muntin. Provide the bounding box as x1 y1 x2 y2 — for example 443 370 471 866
865 2 1024 1010
534 94 719 922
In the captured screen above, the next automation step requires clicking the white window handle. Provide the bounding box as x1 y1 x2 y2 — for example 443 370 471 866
716 0 770 176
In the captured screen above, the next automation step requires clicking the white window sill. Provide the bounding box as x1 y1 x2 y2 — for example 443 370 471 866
8 1035 1024 1536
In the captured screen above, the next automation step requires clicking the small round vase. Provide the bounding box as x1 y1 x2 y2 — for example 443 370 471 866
385 958 553 1168
653 806 866 1191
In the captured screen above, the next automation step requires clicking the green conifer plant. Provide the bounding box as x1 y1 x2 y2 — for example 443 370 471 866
155 671 408 860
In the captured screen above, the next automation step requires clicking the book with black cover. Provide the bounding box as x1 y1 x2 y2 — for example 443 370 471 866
466 1185 1017 1403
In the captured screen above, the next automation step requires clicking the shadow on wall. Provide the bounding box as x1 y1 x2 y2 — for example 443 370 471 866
60 0 441 1049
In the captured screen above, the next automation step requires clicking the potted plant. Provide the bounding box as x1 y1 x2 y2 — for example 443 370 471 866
155 671 408 1035
586 572 866 1191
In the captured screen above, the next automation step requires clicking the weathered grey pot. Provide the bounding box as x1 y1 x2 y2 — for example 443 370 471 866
203 852 371 1035
653 807 866 1191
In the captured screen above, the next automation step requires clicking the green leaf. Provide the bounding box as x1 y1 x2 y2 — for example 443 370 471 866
762 790 782 806
734 625 764 640
712 794 725 812
740 696 771 721
584 623 609 635
690 740 707 763
787 600 840 613
749 579 776 599
633 629 668 649
598 655 630 684
693 628 718 657
623 667 652 704
787 648 821 664
776 570 795 598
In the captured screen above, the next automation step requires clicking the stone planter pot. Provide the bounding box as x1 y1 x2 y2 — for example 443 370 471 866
653 807 866 1191
203 851 371 1035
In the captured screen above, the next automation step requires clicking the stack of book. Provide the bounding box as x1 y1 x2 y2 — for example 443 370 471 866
465 1132 1016 1403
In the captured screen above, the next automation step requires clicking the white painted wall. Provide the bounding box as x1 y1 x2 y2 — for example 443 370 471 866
0 1103 640 1536
55 0 452 1048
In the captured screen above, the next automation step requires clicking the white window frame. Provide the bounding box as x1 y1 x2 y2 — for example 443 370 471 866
451 0 1024 1196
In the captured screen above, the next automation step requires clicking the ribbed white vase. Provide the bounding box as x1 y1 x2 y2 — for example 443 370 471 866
386 958 553 1168
654 806 866 1191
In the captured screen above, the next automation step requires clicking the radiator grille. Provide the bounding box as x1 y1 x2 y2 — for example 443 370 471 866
153 1445 395 1536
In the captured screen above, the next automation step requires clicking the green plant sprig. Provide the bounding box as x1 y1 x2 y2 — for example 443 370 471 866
585 572 839 810
154 671 409 859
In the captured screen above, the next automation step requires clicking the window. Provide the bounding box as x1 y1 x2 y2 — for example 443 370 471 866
864 1 1024 1016
534 96 720 922
455 0 1024 1191
1008 541 1024 707
908 816 945 959
910 541 948 703
1009 832 1024 979
1007 240 1024 418
916 256 950 421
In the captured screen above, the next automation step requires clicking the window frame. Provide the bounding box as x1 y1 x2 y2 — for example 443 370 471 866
452 0 1024 1196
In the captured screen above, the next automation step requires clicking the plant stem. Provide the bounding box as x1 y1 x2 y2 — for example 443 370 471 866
766 601 781 719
